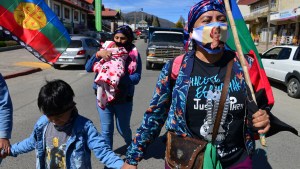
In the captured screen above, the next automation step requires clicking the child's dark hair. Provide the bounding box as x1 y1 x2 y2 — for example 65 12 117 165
38 79 75 116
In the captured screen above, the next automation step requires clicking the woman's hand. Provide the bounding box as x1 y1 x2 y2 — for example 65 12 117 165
95 49 112 61
121 162 137 169
252 109 270 134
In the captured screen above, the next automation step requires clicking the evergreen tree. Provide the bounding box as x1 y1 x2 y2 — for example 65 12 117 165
152 17 160 27
150 15 154 25
156 17 161 27
144 15 149 26
179 15 186 27
175 20 184 28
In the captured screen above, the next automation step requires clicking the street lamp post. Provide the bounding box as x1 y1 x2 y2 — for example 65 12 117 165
141 8 143 21
266 0 272 50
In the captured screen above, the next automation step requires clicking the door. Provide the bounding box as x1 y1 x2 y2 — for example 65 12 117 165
261 47 292 82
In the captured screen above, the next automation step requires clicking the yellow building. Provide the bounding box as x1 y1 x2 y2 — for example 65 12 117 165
238 0 300 45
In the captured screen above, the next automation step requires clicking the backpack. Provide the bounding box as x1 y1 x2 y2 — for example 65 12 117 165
169 54 185 88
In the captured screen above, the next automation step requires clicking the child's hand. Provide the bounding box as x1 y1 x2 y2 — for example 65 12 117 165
0 138 10 158
96 49 112 61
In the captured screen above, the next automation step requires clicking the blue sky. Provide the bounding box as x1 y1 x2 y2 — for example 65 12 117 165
102 0 200 23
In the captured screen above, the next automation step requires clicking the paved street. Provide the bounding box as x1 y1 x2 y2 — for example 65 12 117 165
0 40 299 168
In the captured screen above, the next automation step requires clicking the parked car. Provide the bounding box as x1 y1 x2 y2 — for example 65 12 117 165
145 27 185 70
261 45 300 98
139 29 148 40
82 31 111 44
54 35 100 69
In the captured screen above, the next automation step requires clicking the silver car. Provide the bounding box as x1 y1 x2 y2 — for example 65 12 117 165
54 35 100 69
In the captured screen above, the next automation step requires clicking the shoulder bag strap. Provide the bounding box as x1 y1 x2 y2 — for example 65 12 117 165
211 59 234 144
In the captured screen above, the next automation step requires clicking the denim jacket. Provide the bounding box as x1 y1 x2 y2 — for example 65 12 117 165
0 74 13 139
10 114 124 169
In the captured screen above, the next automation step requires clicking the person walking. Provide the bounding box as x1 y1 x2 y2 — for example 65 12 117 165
1 79 124 169
122 1 298 169
0 74 13 159
85 25 142 150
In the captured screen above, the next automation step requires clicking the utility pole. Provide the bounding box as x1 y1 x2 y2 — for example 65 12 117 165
266 0 272 50
141 8 143 21
134 10 136 30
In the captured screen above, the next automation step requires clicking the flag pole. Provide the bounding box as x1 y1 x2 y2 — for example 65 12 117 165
224 0 266 146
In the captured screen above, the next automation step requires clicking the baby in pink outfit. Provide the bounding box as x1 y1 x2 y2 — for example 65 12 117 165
93 41 138 109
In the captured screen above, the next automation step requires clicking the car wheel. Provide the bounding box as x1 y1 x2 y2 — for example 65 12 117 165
287 78 300 98
146 61 152 70
53 64 60 69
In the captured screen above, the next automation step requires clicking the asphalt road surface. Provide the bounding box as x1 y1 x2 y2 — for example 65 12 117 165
1 39 299 169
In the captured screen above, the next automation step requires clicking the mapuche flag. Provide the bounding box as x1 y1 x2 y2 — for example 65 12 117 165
226 0 274 106
0 0 71 64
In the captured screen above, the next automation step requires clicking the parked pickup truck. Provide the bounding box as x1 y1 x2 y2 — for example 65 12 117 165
145 27 185 69
261 45 300 98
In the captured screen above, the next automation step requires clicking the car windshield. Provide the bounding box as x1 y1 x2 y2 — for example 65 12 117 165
68 40 82 48
151 33 183 43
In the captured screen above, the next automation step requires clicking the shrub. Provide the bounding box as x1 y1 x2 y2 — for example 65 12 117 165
0 41 6 47
5 40 18 46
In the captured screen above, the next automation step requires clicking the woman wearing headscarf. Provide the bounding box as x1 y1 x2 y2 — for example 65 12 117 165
122 1 297 169
85 25 142 150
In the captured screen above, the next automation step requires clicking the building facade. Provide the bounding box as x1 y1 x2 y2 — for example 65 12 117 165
239 0 300 45
45 0 94 34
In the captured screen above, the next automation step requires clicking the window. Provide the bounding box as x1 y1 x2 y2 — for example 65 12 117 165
69 40 82 48
64 7 70 20
262 47 291 60
53 3 61 18
74 10 79 23
81 13 86 23
262 48 281 59
85 39 100 47
294 48 300 61
277 48 291 60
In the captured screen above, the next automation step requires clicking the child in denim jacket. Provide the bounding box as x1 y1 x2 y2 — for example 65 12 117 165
0 79 124 169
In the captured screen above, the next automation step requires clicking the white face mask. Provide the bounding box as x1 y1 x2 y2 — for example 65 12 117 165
192 22 228 54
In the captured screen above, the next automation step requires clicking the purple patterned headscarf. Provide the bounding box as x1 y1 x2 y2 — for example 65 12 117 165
188 0 226 32
114 25 134 43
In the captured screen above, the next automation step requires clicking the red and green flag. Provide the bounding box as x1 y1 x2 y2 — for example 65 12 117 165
0 0 71 64
226 0 274 106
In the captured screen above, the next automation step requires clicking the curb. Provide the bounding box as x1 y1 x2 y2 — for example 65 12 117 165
0 45 23 52
3 67 42 80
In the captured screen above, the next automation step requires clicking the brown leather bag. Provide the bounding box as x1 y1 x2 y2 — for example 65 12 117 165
166 132 207 169
165 59 234 169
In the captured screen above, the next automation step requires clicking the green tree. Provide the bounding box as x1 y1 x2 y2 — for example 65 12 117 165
150 15 154 25
144 15 150 26
152 17 160 27
156 17 161 27
175 20 184 28
179 15 185 27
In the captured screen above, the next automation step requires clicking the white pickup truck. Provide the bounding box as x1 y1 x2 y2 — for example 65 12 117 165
261 45 300 98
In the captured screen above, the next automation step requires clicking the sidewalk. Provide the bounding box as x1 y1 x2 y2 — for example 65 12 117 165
255 42 273 54
0 46 50 79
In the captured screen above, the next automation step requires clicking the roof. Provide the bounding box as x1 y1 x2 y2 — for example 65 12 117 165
62 0 92 12
138 20 147 24
89 7 121 19
238 0 259 5
102 8 119 17
83 0 94 4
